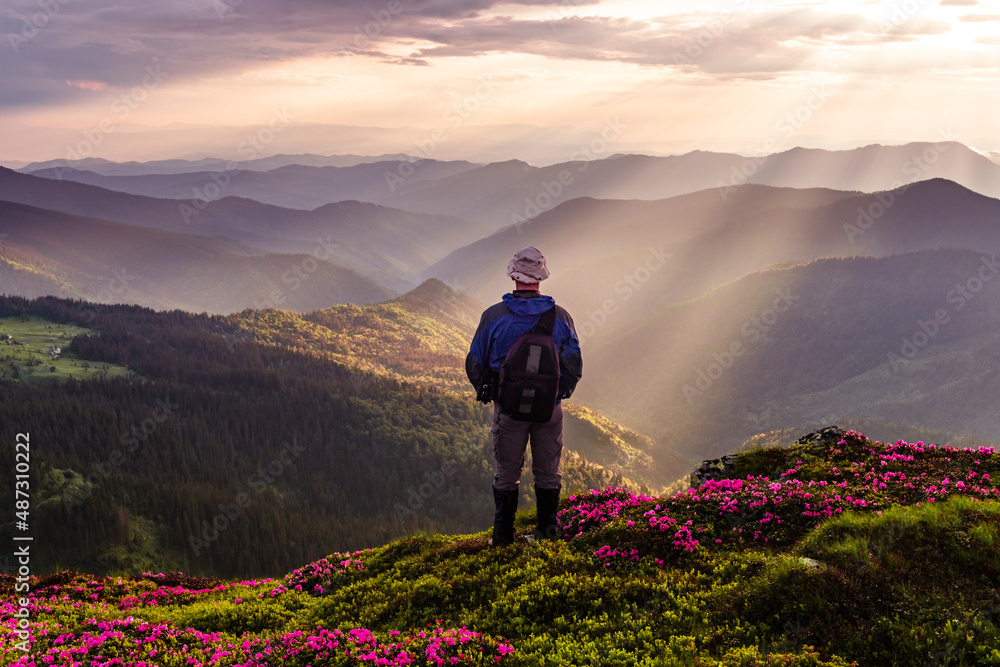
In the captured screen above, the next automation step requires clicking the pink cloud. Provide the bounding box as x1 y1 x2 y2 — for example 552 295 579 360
65 79 109 91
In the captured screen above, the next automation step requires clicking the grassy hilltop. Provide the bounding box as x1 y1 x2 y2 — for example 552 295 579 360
5 428 1000 666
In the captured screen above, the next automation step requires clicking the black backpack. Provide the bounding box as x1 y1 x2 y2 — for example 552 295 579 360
497 306 561 422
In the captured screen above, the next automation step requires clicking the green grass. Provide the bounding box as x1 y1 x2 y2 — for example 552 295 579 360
0 315 132 382
9 430 1000 665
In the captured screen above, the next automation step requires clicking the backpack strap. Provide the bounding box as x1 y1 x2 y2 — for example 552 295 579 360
532 306 557 336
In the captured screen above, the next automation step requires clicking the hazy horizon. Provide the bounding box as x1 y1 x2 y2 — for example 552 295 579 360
3 0 999 164
5 127 1000 170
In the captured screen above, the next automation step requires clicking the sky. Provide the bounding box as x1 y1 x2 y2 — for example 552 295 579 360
1 0 999 164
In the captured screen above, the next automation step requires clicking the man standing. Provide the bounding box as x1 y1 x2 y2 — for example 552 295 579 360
466 247 583 546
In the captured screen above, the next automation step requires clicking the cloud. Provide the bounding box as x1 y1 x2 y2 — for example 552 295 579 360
0 0 985 112
939 0 979 5
1 0 600 107
959 14 1000 21
398 9 950 76
65 80 109 91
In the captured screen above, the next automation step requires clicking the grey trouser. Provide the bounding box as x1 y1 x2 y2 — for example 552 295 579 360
491 401 563 491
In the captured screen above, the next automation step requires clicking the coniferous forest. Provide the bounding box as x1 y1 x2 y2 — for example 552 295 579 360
0 294 635 578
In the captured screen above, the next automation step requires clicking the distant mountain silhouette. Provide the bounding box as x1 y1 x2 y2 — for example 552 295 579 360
0 167 489 290
0 200 391 313
386 142 1000 228
19 153 423 175
746 142 1000 196
26 143 998 232
422 179 1000 323
27 159 479 210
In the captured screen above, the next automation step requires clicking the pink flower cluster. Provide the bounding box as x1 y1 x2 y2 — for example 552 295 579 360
119 582 237 610
283 549 369 595
4 617 512 666
559 431 1000 567
558 488 656 539
592 545 640 566
230 621 512 667
670 523 700 552
1 575 513 666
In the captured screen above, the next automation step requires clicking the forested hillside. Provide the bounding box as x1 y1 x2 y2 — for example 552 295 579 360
218 279 680 487
0 291 660 578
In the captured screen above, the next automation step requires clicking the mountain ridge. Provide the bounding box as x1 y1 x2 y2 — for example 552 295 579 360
22 142 1000 231
17 152 429 175
0 200 393 313
0 167 491 290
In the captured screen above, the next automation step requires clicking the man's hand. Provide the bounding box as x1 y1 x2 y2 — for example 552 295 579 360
476 367 497 404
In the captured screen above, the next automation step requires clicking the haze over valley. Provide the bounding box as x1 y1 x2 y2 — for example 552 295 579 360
4 140 1000 487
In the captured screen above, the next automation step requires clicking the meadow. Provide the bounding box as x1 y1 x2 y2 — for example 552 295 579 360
4 428 1000 665
0 316 131 383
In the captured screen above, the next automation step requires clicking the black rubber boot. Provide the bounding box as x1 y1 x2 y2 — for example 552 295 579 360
534 485 562 541
490 486 519 547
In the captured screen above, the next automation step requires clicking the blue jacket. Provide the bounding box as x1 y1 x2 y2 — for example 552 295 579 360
466 292 583 401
